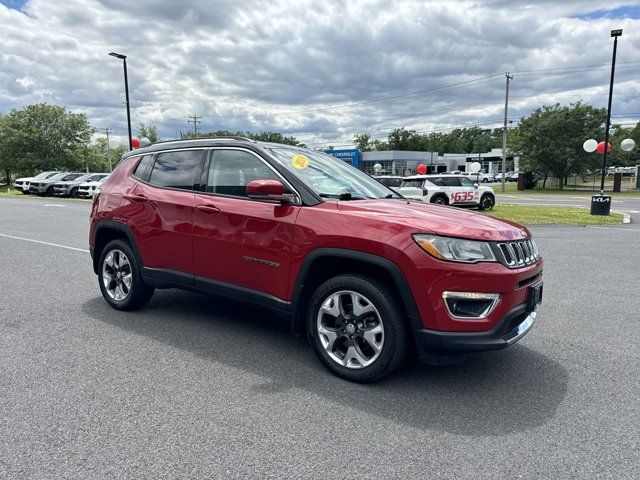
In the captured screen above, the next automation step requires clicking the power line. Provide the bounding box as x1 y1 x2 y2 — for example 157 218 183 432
512 60 640 74
187 115 202 135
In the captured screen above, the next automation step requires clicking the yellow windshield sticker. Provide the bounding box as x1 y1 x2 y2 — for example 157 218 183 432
291 154 309 169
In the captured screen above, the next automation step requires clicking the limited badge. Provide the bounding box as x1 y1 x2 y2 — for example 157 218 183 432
291 154 309 169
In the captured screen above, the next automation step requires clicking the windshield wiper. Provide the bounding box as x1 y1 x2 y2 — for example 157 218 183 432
384 193 404 199
319 192 367 200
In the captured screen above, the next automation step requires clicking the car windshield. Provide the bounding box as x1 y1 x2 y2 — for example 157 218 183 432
32 172 51 179
62 174 83 181
267 147 400 200
87 174 106 182
48 172 68 180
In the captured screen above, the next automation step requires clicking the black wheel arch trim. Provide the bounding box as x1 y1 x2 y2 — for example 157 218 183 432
92 220 144 275
291 248 422 333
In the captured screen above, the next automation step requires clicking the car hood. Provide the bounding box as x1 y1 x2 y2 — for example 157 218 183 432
16 177 34 182
79 181 99 187
336 199 530 241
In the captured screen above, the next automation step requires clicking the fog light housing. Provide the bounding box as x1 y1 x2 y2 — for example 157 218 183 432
442 292 500 319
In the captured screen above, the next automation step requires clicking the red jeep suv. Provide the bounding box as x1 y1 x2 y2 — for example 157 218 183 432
90 137 543 382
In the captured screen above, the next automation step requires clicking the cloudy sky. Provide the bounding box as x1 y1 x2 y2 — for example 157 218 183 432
1 0 640 148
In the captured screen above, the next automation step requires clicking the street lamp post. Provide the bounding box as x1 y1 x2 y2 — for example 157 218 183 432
587 29 622 215
109 52 133 150
599 29 622 194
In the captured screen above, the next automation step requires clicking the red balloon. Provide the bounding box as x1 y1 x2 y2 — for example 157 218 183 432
131 137 140 149
596 141 611 154
416 164 427 175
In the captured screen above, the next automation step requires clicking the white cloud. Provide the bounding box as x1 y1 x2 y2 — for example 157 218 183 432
1 0 639 147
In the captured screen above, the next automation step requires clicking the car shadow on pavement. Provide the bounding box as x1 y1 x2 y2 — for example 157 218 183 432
82 289 568 437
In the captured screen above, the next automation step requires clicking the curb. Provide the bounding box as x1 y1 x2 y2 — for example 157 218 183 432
617 211 631 224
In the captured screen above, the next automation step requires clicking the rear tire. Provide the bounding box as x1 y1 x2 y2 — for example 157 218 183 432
431 195 448 206
307 274 407 383
98 239 154 311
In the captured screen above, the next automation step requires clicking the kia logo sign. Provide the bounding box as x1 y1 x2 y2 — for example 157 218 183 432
593 197 611 203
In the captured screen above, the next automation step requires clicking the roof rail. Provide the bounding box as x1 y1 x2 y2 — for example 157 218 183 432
211 136 255 142
140 136 256 147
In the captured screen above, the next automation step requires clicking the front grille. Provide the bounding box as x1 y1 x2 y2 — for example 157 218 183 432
517 272 542 288
496 238 539 268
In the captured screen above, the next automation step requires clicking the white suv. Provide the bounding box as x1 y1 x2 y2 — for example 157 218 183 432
398 174 496 210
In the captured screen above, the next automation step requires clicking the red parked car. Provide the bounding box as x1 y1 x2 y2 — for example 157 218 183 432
90 137 543 382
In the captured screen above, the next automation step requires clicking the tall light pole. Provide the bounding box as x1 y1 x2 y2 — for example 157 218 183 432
599 29 622 194
589 29 622 216
109 52 133 150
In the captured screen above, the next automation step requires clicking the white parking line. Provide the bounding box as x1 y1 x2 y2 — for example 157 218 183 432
0 233 89 253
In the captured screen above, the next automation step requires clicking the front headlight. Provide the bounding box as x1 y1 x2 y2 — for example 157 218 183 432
413 234 496 263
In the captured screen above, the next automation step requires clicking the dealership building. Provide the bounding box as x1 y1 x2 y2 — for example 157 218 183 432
326 148 517 175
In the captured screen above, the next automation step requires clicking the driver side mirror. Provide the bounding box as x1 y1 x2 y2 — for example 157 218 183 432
246 179 298 204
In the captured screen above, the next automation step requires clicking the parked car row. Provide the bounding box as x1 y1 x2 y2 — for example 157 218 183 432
14 171 109 198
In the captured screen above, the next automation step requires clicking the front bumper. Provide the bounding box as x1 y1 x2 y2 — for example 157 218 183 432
53 186 70 196
413 301 538 363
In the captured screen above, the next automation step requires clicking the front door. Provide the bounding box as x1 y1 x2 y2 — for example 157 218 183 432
192 148 300 300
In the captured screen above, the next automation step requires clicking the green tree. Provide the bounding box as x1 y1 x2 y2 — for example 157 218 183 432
608 123 640 166
387 127 415 150
509 102 606 189
138 123 160 143
353 133 370 151
0 103 92 180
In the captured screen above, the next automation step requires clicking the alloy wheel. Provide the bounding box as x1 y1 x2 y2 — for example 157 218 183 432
102 249 133 301
316 290 384 369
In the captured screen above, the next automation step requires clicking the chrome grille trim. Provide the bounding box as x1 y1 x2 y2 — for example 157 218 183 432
496 238 540 268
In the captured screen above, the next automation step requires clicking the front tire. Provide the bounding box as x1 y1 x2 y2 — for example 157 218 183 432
479 194 495 211
98 239 154 311
307 274 407 383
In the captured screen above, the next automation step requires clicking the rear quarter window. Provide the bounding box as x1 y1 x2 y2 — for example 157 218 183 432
131 155 153 180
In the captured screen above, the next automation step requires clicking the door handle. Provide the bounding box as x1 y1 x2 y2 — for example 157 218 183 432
196 205 221 214
124 193 148 202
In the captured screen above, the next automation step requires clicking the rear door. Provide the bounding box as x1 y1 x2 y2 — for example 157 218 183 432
120 149 204 275
448 176 480 205
192 147 299 300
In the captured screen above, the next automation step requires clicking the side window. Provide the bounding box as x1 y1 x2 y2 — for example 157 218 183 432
400 179 423 188
459 177 474 187
148 150 204 190
207 150 280 197
442 177 461 187
430 177 446 187
132 155 153 180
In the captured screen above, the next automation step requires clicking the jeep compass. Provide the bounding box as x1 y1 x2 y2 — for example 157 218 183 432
90 137 543 382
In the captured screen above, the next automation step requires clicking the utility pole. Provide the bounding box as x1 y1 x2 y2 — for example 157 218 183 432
99 128 113 172
187 115 202 136
501 72 513 193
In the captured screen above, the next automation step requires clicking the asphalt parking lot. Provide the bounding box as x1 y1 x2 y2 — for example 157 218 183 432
1 197 639 479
